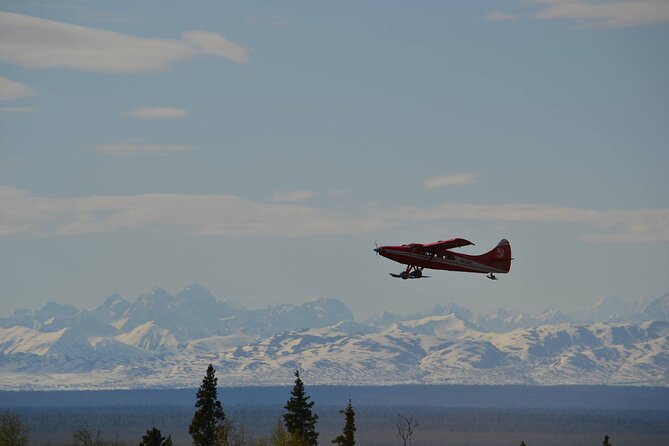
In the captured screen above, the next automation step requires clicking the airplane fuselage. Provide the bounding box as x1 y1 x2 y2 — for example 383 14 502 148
375 238 512 279
376 247 505 274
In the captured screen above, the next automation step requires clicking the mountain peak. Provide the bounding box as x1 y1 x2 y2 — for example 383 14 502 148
364 311 403 327
430 302 473 320
103 292 124 304
38 301 78 318
641 293 669 321
102 292 129 309
301 297 353 320
490 307 517 318
176 284 217 303
136 288 172 307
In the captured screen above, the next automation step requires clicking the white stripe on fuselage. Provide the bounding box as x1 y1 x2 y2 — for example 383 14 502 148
383 249 507 274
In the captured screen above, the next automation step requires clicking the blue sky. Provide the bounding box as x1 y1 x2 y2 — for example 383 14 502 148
1 0 668 319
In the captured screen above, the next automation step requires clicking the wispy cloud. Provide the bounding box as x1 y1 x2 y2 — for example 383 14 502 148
94 143 195 156
485 11 520 21
0 186 382 237
127 107 190 119
423 173 480 189
0 76 35 101
272 190 315 203
1 186 667 242
0 12 249 73
381 203 669 243
182 31 249 63
529 0 669 28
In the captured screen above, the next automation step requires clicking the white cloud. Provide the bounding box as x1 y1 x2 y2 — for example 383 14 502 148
182 31 249 64
1 186 667 242
423 173 480 189
0 76 35 101
485 11 520 21
94 143 195 156
530 0 669 28
381 203 669 243
0 12 249 73
127 107 190 119
0 186 382 237
272 190 315 203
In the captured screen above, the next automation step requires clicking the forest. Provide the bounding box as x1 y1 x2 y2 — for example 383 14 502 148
4 406 669 445
2 366 668 445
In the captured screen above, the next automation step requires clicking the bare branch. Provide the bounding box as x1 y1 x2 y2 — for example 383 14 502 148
395 414 418 446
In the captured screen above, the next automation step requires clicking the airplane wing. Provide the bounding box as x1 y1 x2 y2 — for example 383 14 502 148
420 238 474 253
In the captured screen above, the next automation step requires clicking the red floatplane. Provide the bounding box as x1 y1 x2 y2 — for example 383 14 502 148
374 238 512 280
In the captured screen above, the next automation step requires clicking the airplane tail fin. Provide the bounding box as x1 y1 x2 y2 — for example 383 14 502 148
481 239 512 273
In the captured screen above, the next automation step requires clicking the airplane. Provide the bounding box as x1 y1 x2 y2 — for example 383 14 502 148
374 238 512 280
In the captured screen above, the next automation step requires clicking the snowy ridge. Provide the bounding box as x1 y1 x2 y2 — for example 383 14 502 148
0 286 668 390
115 321 179 352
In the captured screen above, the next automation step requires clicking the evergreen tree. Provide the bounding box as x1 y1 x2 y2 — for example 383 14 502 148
332 399 355 446
602 434 612 446
283 370 319 446
140 427 172 446
520 441 526 446
0 412 30 446
190 364 226 446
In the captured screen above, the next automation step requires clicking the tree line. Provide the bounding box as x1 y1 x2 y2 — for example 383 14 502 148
1 364 618 445
187 365 347 446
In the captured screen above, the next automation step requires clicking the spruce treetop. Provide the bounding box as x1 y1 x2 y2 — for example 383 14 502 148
332 398 356 446
189 364 226 446
284 370 319 446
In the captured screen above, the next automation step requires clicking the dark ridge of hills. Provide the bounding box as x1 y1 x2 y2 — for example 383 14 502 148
2 385 669 410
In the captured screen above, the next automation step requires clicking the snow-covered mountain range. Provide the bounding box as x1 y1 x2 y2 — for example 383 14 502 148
1 285 667 390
